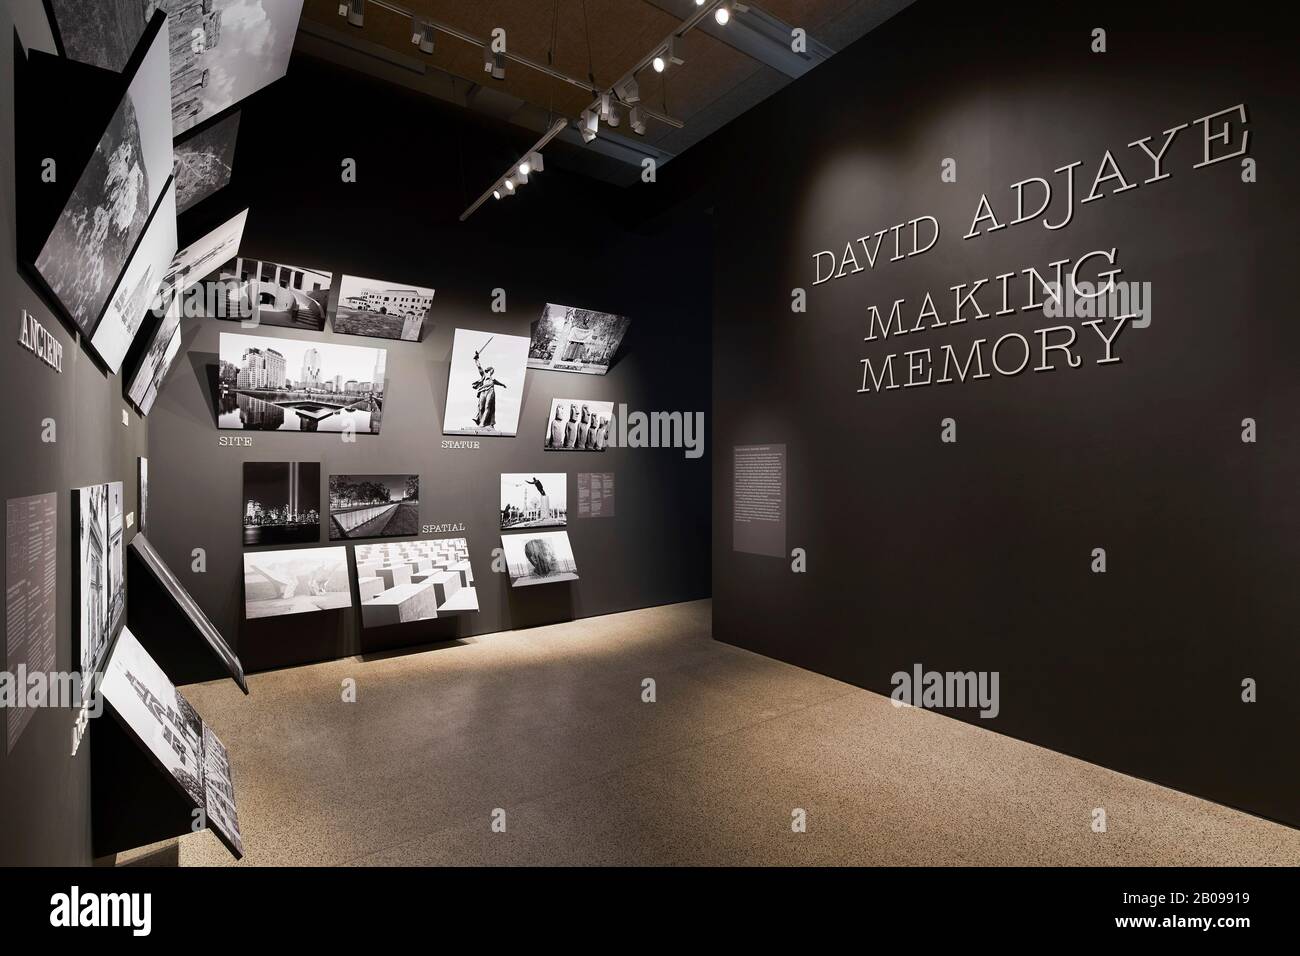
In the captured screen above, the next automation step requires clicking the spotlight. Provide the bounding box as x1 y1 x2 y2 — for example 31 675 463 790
630 105 646 135
411 20 435 54
715 6 730 25
652 54 666 73
493 189 501 200
526 151 544 173
518 160 531 177
339 0 364 27
607 104 621 128
668 35 684 66
580 109 599 143
504 178 515 192
615 76 640 104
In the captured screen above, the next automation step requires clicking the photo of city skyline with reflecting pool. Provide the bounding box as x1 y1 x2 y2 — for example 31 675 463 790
218 333 387 434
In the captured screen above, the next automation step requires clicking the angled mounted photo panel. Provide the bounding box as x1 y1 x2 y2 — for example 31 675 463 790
528 303 630 375
99 627 244 858
500 530 579 588
32 13 173 339
129 534 247 694
242 546 352 620
443 328 529 437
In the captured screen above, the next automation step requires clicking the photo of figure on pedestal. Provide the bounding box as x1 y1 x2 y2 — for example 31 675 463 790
328 474 419 541
46 1 307 138
32 15 172 338
174 112 240 214
218 333 387 434
331 275 434 342
500 530 579 588
528 303 630 375
214 257 330 330
501 474 567 530
242 461 320 546
88 178 178 374
242 546 352 620
76 481 126 677
100 627 244 858
355 538 478 628
544 399 614 452
443 329 529 437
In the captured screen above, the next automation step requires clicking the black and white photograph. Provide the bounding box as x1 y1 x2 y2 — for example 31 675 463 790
130 534 247 693
543 398 614 451
47 2 305 139
46 0 152 73
528 303 631 375
331 275 434 342
500 473 567 530
242 546 352 619
138 457 149 534
126 289 183 415
218 332 387 434
174 113 240 214
100 627 205 810
88 179 178 374
500 530 579 588
442 328 529 437
328 474 419 541
33 17 173 336
163 209 249 301
215 257 331 330
76 481 125 677
202 723 245 857
165 0 306 136
355 538 478 628
243 461 321 546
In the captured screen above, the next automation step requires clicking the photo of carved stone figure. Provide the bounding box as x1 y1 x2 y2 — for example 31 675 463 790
443 329 529 437
500 530 579 588
544 398 614 452
501 474 567 530
528 303 630 375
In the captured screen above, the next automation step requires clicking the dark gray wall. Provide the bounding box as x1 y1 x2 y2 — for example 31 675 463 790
1 9 149 866
701 1 1300 826
145 58 711 673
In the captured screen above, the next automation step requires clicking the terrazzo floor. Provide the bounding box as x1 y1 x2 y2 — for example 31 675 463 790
120 600 1300 866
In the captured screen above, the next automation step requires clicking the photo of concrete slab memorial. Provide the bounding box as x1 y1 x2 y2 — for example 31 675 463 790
354 538 478 628
328 474 418 541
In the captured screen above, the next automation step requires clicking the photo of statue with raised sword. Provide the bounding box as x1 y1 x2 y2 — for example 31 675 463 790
442 328 531 437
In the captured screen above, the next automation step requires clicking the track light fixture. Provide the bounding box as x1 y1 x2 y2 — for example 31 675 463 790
630 105 647 135
483 43 505 79
411 19 436 54
493 189 502 200
339 0 364 27
504 177 515 193
526 151 544 173
580 108 599 143
615 76 640 104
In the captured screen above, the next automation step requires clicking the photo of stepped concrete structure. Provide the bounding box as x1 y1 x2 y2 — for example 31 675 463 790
354 538 477 628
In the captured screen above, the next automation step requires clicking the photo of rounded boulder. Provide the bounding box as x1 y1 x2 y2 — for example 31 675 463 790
499 530 579 588
242 546 352 619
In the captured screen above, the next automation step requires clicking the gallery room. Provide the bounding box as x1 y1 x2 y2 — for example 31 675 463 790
0 0 1296 914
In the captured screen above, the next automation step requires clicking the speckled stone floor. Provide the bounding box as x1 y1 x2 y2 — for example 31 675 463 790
121 600 1300 866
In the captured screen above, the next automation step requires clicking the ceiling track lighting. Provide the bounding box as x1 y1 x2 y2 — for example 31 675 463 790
339 0 365 28
714 2 748 25
630 105 647 136
483 44 506 80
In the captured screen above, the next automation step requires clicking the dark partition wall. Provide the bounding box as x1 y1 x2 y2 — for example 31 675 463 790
701 0 1300 827
0 14 150 865
144 57 711 674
